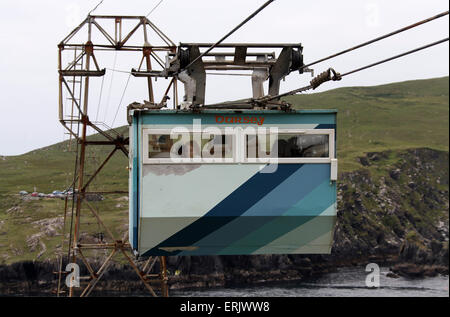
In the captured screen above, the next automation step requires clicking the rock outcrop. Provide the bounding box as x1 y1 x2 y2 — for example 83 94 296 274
0 148 448 294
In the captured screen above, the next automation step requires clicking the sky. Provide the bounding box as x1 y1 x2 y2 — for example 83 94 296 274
0 0 448 156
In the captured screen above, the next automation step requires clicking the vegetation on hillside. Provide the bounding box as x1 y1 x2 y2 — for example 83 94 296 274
286 76 449 171
0 76 448 265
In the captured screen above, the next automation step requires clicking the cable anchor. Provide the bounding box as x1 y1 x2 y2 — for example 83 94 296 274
310 68 341 89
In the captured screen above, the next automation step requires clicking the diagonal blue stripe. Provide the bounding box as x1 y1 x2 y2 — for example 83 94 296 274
143 164 303 256
180 164 330 255
216 169 333 254
316 124 335 129
242 164 329 217
283 179 335 216
219 216 316 255
200 164 304 217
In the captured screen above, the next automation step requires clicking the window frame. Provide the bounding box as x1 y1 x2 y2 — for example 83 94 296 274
142 128 238 164
242 128 335 164
142 128 335 165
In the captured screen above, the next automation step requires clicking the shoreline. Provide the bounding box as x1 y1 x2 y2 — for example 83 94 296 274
0 253 447 296
0 148 448 296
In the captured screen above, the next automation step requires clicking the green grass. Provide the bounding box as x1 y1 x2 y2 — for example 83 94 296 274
0 76 448 264
0 127 130 264
1 76 448 195
0 126 129 196
285 76 449 171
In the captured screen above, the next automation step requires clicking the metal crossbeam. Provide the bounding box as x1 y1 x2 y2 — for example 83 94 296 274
57 15 174 297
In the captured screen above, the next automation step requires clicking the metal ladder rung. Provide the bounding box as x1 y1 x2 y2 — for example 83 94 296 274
66 62 84 68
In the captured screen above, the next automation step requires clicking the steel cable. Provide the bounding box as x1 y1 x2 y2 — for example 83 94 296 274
146 0 164 18
103 51 117 122
340 37 449 77
112 73 132 127
302 10 449 70
264 37 449 102
182 0 275 72
205 37 449 108
95 75 105 122
88 0 104 16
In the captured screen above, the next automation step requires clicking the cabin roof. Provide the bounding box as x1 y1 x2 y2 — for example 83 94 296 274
132 109 338 115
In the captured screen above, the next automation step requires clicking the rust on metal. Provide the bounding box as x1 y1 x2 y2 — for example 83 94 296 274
57 15 175 298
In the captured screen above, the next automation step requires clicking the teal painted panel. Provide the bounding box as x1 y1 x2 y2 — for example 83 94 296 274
283 180 336 216
137 215 336 256
140 164 263 218
138 112 336 126
129 110 338 256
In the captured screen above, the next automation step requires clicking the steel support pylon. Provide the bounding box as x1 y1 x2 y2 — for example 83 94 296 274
56 15 177 297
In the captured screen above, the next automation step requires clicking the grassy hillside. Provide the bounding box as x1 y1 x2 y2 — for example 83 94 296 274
0 76 448 264
0 127 130 264
1 76 447 195
285 76 449 171
0 126 129 196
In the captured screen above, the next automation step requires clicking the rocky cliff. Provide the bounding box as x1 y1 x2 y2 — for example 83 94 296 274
0 148 448 295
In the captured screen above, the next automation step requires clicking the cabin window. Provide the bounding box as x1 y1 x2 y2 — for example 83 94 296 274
148 134 180 159
245 134 277 159
245 134 329 159
144 129 235 163
171 133 234 159
143 128 334 164
243 129 334 164
277 134 329 158
201 134 234 159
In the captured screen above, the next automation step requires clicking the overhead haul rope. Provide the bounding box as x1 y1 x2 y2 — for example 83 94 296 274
339 38 449 78
88 0 104 16
203 37 448 109
181 0 275 72
260 37 449 102
301 10 449 70
103 51 117 122
95 75 105 122
262 37 449 101
111 73 132 127
106 67 131 74
146 0 164 17
184 9 448 108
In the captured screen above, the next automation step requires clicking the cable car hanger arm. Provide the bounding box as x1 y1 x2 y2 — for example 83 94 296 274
202 37 449 109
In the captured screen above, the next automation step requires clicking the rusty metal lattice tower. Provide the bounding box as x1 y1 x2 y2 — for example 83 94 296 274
55 3 308 297
56 15 177 297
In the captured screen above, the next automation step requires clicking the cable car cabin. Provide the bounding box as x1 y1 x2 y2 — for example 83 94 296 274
129 109 338 257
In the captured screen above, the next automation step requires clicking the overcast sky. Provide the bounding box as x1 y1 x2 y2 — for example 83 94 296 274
0 0 448 156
